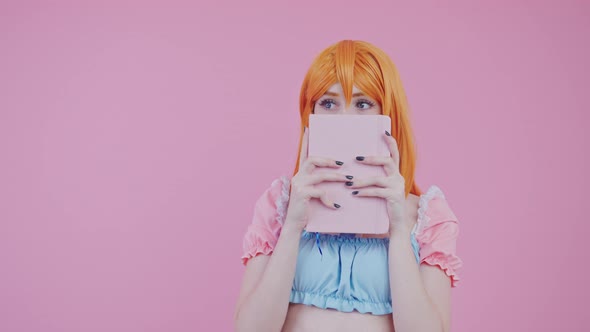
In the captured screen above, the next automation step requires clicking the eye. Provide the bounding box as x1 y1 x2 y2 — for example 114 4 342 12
318 98 337 110
356 99 376 110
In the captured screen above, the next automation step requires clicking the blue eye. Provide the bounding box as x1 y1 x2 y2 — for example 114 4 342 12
357 99 376 109
318 99 337 110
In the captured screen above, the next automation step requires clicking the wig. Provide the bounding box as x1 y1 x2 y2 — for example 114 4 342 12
293 39 422 197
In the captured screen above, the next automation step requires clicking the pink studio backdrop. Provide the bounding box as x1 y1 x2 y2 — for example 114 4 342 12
0 1 588 331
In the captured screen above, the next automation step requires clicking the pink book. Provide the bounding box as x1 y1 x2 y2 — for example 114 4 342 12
306 114 392 234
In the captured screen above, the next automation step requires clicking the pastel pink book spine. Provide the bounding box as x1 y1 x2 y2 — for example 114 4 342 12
306 114 391 234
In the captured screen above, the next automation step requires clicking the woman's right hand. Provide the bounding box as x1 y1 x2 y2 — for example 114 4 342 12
284 126 352 232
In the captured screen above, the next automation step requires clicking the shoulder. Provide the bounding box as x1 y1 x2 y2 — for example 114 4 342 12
413 184 463 287
269 174 291 197
412 184 459 236
253 174 292 226
241 174 292 265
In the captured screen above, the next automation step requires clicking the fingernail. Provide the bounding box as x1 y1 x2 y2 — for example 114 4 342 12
334 203 341 208
345 175 353 180
355 156 365 161
385 130 391 136
352 191 359 195
335 161 344 165
345 181 353 186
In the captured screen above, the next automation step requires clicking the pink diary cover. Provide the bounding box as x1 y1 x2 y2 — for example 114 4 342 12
306 114 392 234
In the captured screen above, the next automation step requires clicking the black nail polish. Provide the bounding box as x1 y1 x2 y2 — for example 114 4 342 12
385 130 391 136
356 156 365 161
352 191 359 195
345 181 353 186
334 203 341 208
345 175 353 180
335 160 344 165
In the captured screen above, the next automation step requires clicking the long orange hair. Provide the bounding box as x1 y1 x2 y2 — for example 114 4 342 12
292 40 423 197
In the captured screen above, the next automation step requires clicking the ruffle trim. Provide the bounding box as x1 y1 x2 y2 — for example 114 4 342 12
241 239 274 266
301 229 390 244
273 175 291 226
289 289 392 315
420 252 462 287
411 185 446 237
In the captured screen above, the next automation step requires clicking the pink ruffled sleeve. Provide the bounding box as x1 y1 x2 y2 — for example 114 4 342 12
413 185 463 287
240 175 291 266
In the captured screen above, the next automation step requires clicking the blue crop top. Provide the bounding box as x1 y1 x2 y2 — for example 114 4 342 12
241 175 462 316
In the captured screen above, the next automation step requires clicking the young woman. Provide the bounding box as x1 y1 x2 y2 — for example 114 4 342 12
234 40 463 332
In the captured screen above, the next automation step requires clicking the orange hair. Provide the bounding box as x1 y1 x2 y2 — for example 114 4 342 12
293 39 423 197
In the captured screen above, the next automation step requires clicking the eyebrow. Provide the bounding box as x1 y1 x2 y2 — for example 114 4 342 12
323 91 366 97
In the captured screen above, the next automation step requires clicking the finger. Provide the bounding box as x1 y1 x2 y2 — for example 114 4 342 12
383 132 400 169
308 172 352 185
351 188 389 198
345 176 389 189
303 156 343 174
298 126 309 171
308 187 340 209
355 155 396 176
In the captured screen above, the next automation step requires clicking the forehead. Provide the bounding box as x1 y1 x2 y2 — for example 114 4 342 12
324 82 363 94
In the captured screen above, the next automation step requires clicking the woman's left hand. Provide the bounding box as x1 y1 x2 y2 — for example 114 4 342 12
347 130 414 235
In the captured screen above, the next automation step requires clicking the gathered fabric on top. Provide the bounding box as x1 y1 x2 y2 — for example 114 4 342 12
289 229 421 315
241 175 463 315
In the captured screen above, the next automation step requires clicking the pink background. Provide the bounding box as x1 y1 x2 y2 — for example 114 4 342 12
1 1 588 331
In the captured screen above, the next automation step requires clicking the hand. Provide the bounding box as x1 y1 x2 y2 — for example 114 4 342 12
284 126 352 232
346 130 413 234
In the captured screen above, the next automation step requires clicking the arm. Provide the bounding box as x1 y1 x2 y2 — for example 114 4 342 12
234 222 302 332
388 192 462 332
388 225 450 332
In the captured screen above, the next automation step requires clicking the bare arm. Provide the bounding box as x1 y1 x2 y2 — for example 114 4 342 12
345 131 454 331
235 126 348 331
234 222 302 332
388 225 451 332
